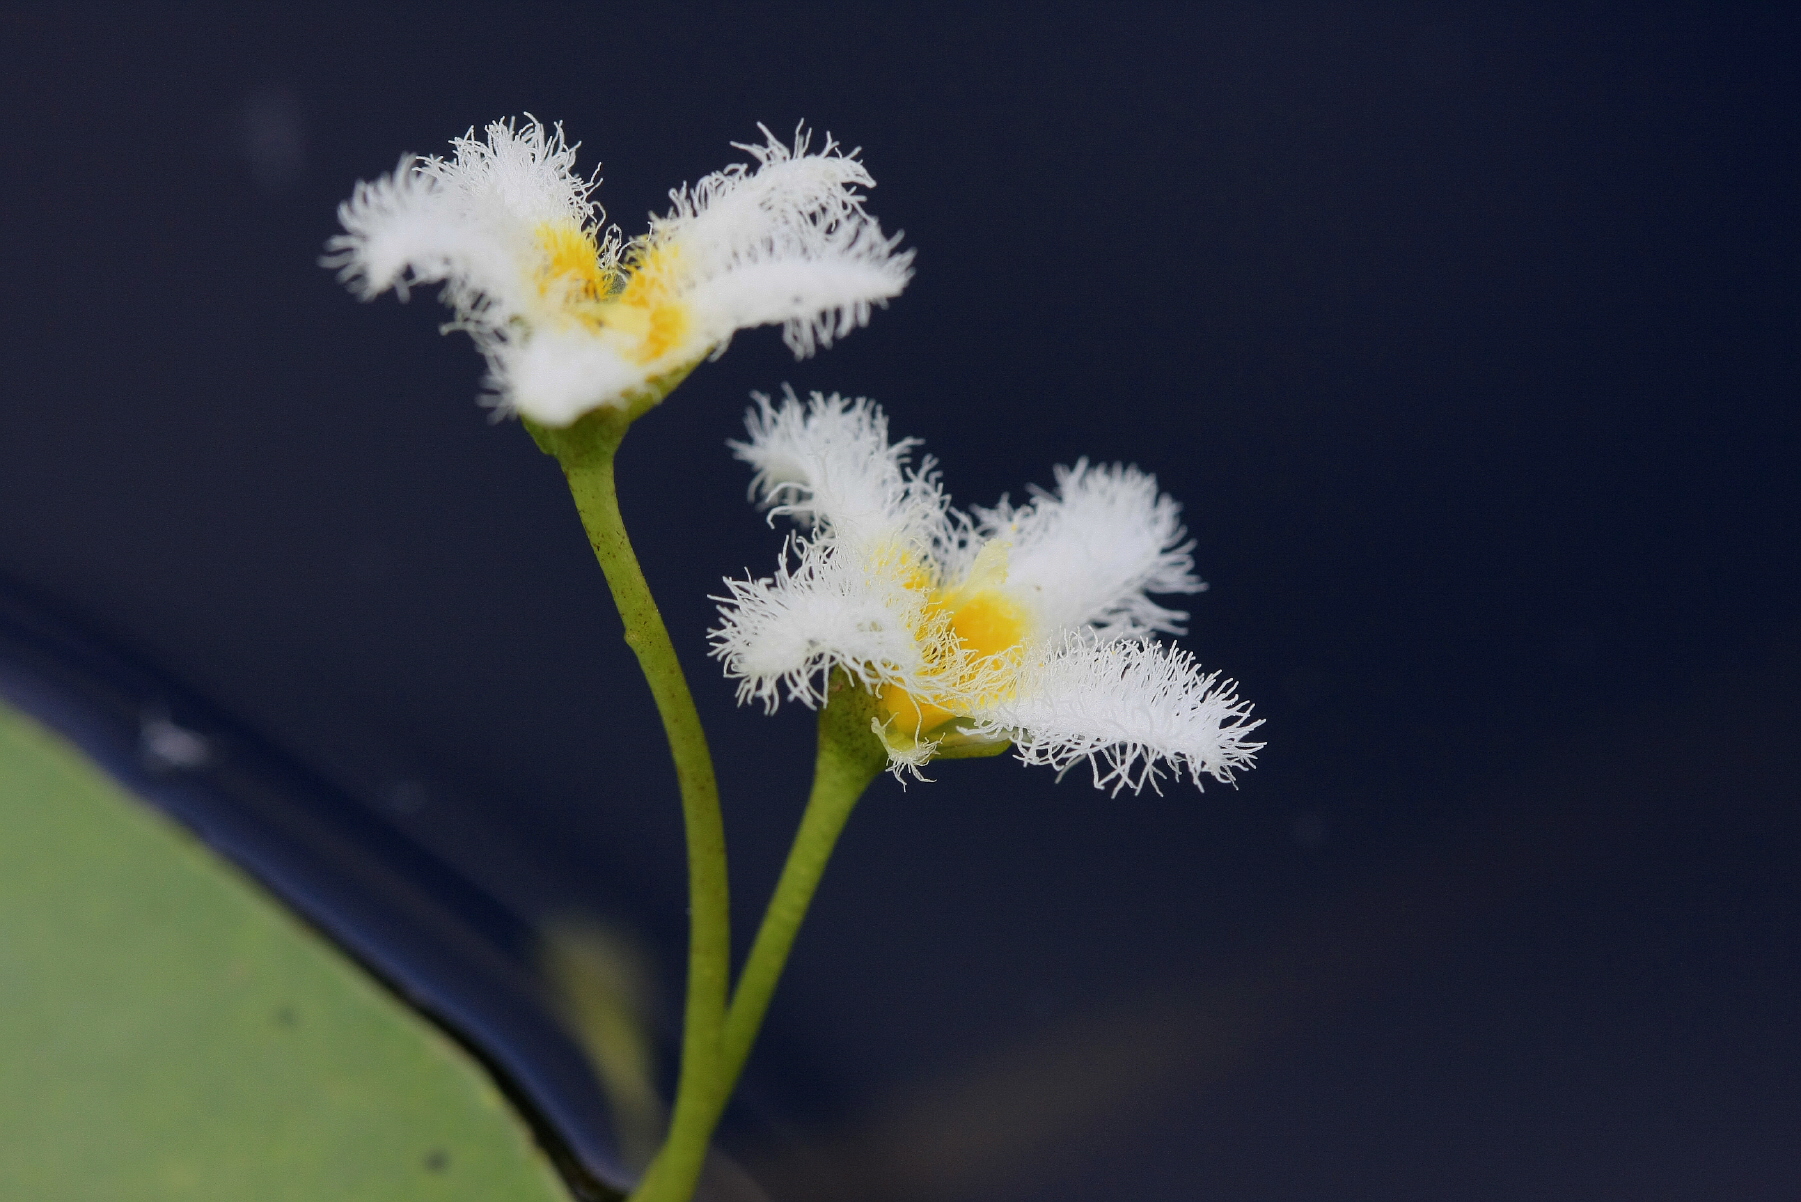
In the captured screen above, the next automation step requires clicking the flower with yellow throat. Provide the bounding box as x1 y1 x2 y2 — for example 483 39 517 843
710 389 1264 792
326 117 913 426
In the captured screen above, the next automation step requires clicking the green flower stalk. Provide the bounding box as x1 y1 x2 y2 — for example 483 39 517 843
330 114 913 1202
526 403 730 1202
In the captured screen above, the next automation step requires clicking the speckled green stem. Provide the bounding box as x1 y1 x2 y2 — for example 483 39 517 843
645 680 888 1201
530 391 891 1202
524 397 730 1202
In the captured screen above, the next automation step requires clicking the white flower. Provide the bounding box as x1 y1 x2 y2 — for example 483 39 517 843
710 389 1264 792
326 117 913 426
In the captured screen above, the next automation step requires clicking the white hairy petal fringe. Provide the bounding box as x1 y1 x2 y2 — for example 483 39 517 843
325 116 603 323
728 387 949 556
659 124 915 356
326 157 446 301
976 460 1205 639
500 327 650 427
973 636 1264 795
431 117 597 229
708 536 928 713
877 730 939 784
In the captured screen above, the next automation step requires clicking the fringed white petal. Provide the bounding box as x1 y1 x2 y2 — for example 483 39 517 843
972 635 1263 795
326 156 447 301
657 124 914 354
976 460 1205 639
709 536 927 712
429 116 598 230
691 253 910 357
728 387 949 556
326 116 604 326
495 327 649 427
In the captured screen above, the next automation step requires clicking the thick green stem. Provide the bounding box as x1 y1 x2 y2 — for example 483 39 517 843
635 679 887 1202
525 407 731 1202
530 392 887 1202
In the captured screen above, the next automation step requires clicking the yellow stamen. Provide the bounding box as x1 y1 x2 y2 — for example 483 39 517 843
876 541 1032 743
947 591 1030 661
533 220 616 308
591 241 692 364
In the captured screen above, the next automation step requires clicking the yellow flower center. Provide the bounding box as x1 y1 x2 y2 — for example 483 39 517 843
599 242 691 364
531 225 692 365
533 220 615 305
877 541 1032 741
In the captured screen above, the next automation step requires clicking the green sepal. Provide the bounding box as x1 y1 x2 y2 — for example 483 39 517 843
901 714 1017 763
931 732 1014 760
520 358 703 463
817 673 894 779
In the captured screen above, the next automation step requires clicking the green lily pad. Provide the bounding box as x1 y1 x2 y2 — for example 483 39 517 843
0 699 576 1202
